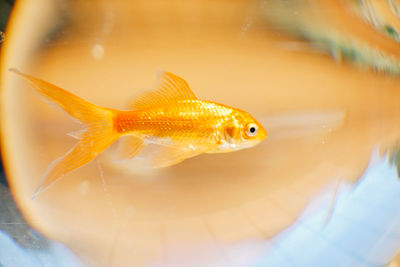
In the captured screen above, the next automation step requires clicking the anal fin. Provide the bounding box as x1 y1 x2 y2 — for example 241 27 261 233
116 136 145 160
150 146 202 168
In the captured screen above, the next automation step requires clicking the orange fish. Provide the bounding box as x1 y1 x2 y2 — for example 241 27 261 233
10 69 267 198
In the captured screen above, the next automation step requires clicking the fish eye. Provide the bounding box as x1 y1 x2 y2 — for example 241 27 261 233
245 123 258 137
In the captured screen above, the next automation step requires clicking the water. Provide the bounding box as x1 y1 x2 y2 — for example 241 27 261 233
2 0 400 266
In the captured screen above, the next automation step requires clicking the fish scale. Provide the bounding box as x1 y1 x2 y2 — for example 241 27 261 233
115 100 234 146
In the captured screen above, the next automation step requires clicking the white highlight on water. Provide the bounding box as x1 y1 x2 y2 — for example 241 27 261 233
91 44 105 60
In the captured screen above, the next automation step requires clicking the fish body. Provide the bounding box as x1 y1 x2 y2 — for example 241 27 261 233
9 69 266 197
115 99 263 152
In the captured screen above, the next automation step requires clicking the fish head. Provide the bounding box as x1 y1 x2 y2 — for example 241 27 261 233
219 110 267 152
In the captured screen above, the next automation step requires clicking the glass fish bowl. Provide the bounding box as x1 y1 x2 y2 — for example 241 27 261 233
2 0 400 266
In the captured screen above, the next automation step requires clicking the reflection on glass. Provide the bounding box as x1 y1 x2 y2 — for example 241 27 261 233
256 152 400 267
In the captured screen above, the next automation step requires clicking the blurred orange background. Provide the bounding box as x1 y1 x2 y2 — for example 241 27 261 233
3 0 400 266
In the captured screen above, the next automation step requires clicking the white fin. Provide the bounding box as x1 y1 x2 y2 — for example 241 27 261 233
131 72 197 109
67 129 86 140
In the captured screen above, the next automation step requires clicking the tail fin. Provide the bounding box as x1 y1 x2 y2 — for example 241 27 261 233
10 69 118 198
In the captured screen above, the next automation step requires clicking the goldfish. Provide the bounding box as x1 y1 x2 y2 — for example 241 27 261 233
9 69 267 198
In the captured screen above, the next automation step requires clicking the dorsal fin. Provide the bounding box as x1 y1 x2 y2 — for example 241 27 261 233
131 72 197 110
